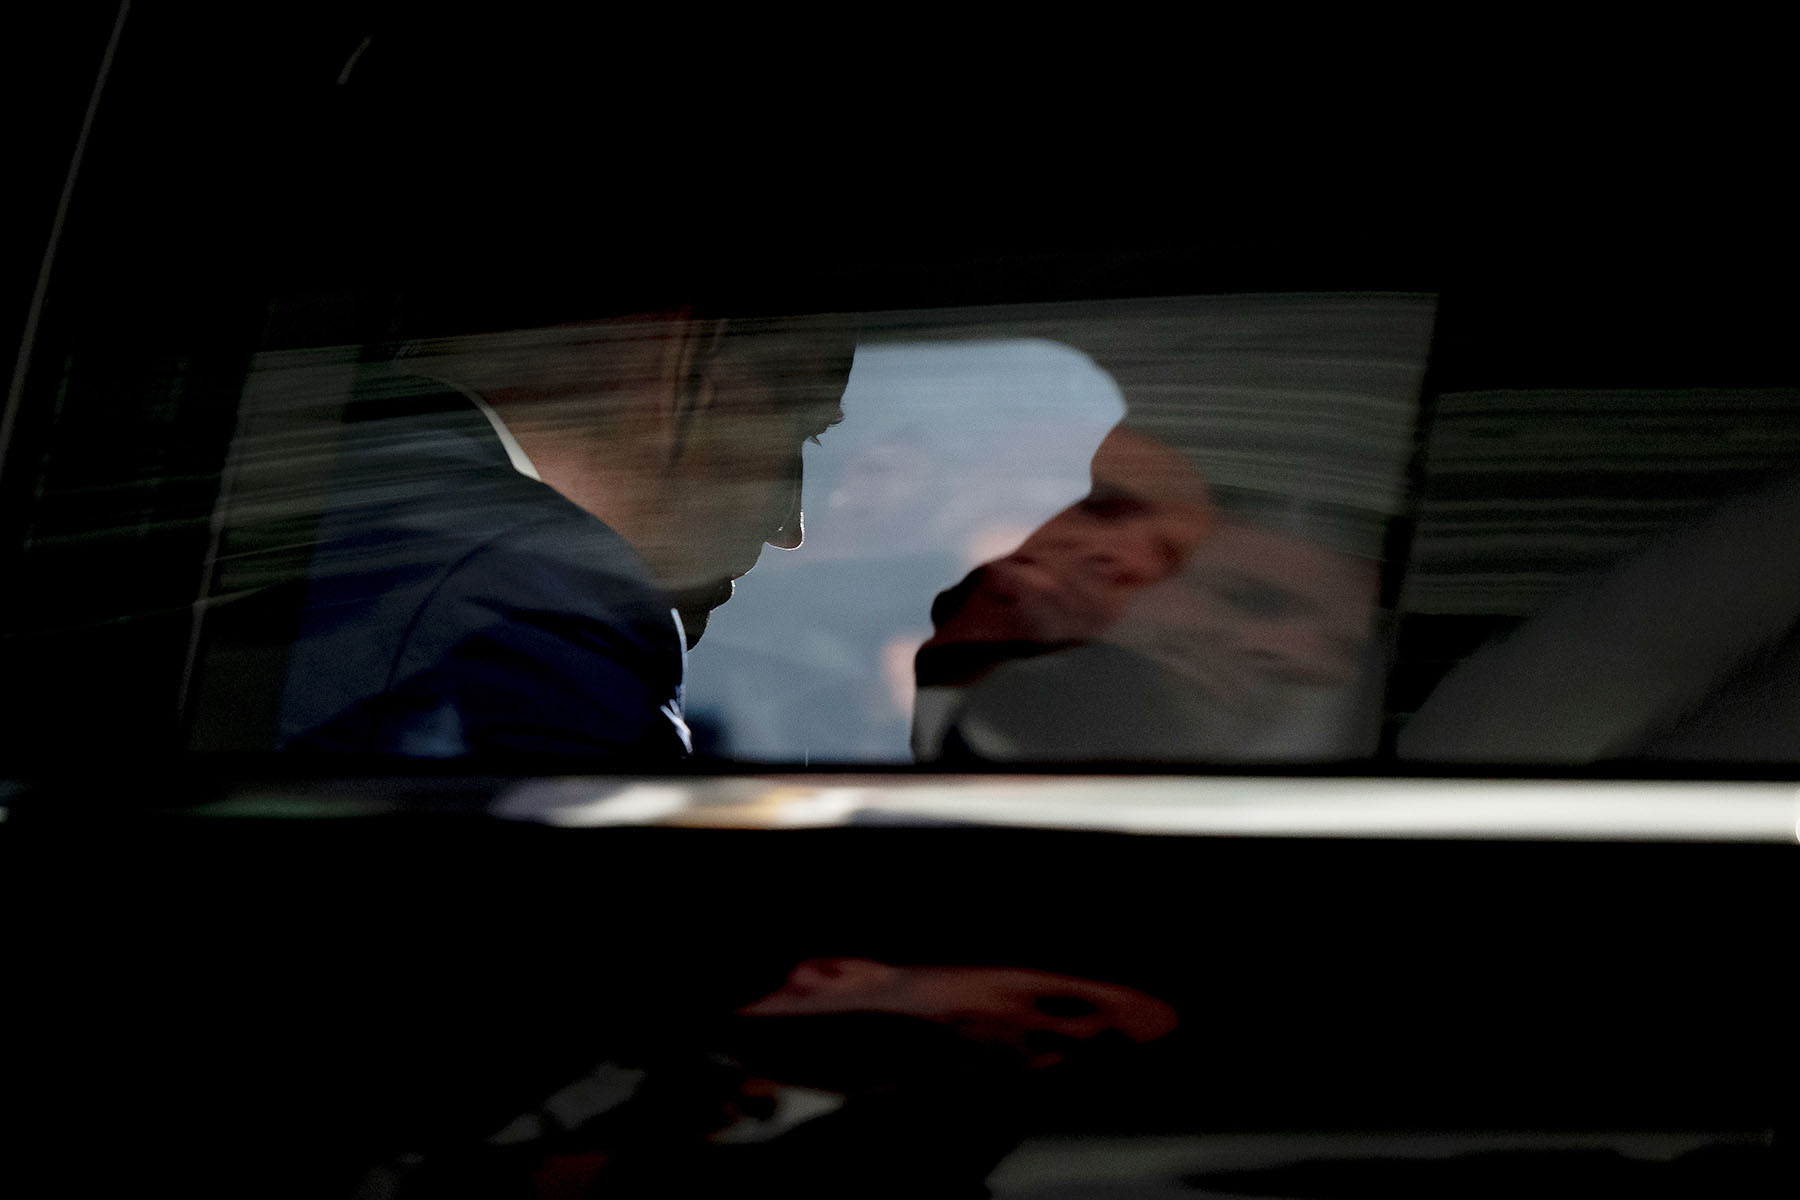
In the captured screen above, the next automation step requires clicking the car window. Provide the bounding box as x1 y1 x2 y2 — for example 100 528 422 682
4 8 1798 780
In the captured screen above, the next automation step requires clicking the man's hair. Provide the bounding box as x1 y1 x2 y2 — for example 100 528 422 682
388 314 855 467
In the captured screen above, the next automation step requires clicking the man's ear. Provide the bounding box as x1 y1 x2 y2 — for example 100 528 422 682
656 312 728 467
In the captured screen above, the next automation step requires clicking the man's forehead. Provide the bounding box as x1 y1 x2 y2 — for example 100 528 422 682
480 313 854 360
716 326 857 377
712 328 854 422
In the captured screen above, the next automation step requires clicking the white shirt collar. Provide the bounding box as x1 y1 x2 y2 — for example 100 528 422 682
410 372 542 482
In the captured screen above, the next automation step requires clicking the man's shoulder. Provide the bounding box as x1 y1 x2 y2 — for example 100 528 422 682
406 507 683 670
285 503 689 757
273 380 688 755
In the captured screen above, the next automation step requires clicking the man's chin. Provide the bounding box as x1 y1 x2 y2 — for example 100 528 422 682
672 578 735 648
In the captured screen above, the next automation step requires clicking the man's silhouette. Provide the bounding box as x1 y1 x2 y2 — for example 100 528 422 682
197 314 851 758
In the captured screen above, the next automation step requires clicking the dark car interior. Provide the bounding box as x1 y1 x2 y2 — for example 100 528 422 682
6 7 1795 1198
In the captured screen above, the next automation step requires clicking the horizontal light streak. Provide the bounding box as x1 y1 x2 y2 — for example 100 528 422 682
492 776 1800 841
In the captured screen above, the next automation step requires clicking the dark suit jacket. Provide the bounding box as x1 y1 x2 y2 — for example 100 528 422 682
203 375 691 759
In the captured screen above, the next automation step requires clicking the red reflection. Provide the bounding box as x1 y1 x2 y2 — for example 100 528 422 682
738 958 1178 1070
920 427 1214 671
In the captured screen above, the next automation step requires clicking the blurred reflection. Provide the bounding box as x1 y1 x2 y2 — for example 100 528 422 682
917 476 1385 762
919 427 1216 666
737 959 1178 1070
1104 511 1381 753
192 315 853 757
908 293 1431 764
1111 519 1376 693
1399 471 1800 763
362 960 1176 1199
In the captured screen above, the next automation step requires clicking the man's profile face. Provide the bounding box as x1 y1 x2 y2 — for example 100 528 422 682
661 331 851 644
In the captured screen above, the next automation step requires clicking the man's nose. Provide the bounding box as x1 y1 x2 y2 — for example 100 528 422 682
768 508 804 550
767 469 804 550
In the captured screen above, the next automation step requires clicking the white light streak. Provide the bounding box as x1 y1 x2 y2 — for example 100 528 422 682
488 776 1800 841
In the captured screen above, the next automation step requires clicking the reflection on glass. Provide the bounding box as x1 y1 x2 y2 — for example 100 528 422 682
352 959 1178 1199
687 337 1125 762
190 295 1439 764
908 295 1434 764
